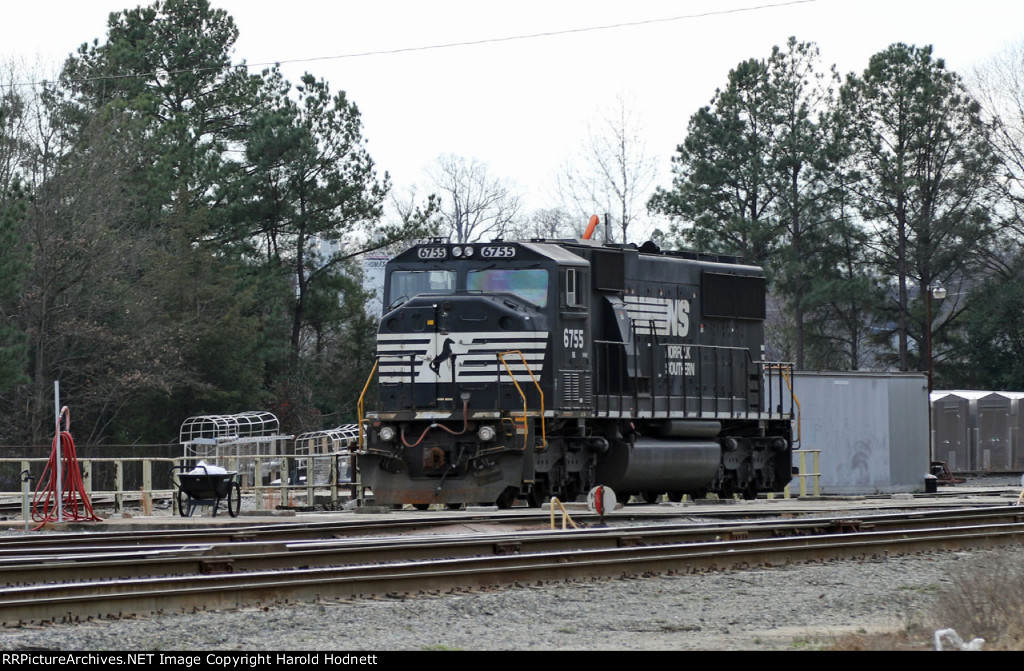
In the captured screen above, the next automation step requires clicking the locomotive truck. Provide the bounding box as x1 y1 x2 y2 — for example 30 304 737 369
357 236 795 508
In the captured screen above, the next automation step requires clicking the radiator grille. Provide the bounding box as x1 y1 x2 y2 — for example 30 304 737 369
560 370 593 408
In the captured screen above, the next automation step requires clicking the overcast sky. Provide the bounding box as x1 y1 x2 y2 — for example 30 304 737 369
3 0 1024 220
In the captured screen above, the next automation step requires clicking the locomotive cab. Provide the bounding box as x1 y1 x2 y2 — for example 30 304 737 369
376 241 587 412
363 241 592 507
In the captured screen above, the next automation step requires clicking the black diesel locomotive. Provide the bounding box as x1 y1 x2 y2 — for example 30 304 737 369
357 238 795 507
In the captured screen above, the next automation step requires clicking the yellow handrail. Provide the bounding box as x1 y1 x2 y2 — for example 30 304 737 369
547 497 579 530
497 350 547 450
356 359 379 450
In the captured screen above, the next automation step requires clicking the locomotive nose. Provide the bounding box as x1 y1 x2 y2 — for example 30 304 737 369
375 292 549 408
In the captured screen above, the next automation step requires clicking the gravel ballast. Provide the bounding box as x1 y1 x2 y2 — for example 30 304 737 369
4 476 1022 652
0 543 1014 651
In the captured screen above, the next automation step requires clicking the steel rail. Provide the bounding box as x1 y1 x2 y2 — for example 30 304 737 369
0 514 551 550
2 503 1021 554
2 506 1024 586
2 519 1024 625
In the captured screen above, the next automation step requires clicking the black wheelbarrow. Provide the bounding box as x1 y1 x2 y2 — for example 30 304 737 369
170 465 241 517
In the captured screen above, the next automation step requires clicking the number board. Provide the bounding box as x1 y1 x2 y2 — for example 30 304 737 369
480 246 517 259
417 247 447 260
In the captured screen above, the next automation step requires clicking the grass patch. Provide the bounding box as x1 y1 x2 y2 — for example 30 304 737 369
828 552 1024 651
926 554 1024 650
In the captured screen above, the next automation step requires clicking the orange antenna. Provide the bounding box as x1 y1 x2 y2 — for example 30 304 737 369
583 214 599 240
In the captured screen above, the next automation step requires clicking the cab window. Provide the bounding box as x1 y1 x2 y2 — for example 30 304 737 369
387 270 456 306
467 268 549 308
563 268 588 309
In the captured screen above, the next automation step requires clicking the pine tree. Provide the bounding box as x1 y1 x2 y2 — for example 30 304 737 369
841 43 999 372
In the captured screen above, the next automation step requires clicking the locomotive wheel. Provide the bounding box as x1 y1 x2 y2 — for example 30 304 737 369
227 482 241 517
413 503 430 510
667 491 683 503
688 488 708 501
495 487 518 509
526 485 546 508
642 491 660 504
445 503 462 510
176 490 190 517
742 484 758 501
618 492 635 505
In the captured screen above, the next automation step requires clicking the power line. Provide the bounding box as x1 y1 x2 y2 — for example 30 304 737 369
263 0 819 66
1 0 817 91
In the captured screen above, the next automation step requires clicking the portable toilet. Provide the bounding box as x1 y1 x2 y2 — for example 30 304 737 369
930 391 974 471
974 392 1018 472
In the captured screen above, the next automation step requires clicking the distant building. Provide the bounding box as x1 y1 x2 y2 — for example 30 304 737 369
362 255 389 318
310 233 390 319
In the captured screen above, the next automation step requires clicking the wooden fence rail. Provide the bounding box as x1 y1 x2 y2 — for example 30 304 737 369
0 455 355 517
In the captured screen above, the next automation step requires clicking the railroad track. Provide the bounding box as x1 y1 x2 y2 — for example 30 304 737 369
1 505 1023 626
4 494 1020 551
1 506 1020 577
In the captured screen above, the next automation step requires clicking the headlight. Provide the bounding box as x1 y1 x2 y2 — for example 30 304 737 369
451 246 463 258
463 246 474 257
477 425 496 442
378 426 396 442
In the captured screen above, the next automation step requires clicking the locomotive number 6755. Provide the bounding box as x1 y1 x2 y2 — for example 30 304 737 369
358 237 795 509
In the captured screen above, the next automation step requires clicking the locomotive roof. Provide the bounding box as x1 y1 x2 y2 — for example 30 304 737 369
390 239 589 265
394 238 762 272
517 241 590 265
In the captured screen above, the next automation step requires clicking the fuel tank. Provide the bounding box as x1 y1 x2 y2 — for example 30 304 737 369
594 438 721 492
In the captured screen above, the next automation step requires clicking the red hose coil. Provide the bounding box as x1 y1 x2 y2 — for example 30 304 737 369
31 416 102 529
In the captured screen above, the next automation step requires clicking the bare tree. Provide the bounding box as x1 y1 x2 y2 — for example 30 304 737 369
558 94 659 244
425 154 522 243
968 40 1024 228
505 207 583 241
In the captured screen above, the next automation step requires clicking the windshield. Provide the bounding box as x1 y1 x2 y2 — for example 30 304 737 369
467 268 549 307
387 269 456 306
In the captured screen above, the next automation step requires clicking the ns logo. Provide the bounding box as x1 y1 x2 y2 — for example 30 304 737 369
626 297 691 338
664 298 690 338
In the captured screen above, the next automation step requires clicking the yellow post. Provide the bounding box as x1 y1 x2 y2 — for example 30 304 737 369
791 450 821 498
